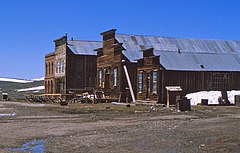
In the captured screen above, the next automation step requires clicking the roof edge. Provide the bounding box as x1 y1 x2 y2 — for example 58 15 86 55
116 33 240 42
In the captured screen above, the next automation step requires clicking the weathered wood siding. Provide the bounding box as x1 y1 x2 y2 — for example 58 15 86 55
137 49 160 101
160 70 240 103
96 29 138 101
66 48 96 92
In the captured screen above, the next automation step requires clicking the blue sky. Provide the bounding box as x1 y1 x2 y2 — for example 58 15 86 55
0 0 240 79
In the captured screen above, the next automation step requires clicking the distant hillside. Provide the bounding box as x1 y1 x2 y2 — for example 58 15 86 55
0 81 23 88
0 77 33 83
0 77 44 100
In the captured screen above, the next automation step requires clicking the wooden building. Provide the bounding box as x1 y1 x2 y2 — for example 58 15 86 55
44 35 101 95
95 30 138 102
45 29 240 104
95 29 240 104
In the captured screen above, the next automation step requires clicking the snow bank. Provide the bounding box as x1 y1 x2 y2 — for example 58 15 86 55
32 77 44 81
186 90 240 105
17 86 45 92
0 78 32 83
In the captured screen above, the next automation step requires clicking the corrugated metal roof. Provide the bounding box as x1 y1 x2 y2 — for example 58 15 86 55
122 50 142 62
155 51 240 71
116 34 240 54
67 40 102 55
117 33 240 71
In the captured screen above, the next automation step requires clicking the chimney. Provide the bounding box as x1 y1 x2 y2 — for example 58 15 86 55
101 29 116 41
100 29 117 48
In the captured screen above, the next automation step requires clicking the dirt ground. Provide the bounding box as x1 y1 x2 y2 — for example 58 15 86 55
0 101 240 153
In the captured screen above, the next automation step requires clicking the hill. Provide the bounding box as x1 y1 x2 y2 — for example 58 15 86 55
0 77 44 100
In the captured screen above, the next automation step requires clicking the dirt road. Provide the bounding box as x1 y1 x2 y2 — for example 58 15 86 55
0 101 240 153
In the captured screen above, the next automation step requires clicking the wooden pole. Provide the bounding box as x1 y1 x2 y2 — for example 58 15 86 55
123 63 136 103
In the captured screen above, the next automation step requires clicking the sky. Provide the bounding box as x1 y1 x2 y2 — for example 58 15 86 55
0 0 240 79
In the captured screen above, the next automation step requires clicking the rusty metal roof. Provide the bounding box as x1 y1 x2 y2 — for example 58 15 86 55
67 40 102 55
116 33 240 71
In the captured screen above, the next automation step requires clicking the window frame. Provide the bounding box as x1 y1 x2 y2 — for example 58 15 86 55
152 70 158 94
138 71 143 93
99 69 103 87
55 61 59 73
61 60 65 73
113 67 118 87
212 73 229 90
45 63 48 76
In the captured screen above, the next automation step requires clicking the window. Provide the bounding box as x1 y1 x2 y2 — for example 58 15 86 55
153 71 158 93
212 73 229 90
51 62 54 74
45 63 48 75
45 81 48 93
99 70 102 87
48 63 51 75
58 61 61 73
113 68 117 86
56 61 58 73
139 71 143 93
61 60 64 73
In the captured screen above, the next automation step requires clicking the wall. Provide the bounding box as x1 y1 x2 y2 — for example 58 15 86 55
160 70 240 103
66 49 97 93
45 53 55 94
137 49 160 102
96 29 137 101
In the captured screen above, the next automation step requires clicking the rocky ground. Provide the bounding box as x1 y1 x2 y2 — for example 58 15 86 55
0 101 240 153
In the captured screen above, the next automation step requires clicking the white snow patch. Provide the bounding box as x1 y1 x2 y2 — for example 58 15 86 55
17 86 45 92
186 90 240 105
0 112 16 117
0 78 32 83
32 77 44 81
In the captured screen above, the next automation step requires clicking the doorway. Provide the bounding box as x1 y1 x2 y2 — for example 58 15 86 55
104 68 110 89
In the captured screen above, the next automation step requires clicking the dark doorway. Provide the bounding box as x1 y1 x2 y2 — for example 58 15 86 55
104 68 110 89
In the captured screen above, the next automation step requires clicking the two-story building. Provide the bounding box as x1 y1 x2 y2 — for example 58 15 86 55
44 35 101 95
45 29 240 104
